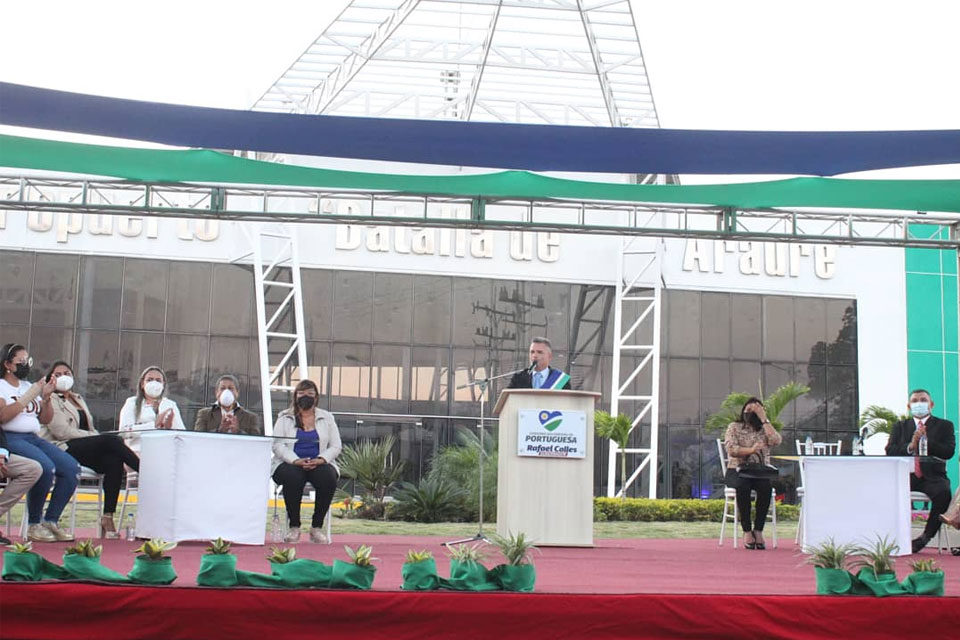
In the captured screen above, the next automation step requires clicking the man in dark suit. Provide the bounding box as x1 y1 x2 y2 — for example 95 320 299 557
507 337 572 390
194 374 262 436
885 388 956 553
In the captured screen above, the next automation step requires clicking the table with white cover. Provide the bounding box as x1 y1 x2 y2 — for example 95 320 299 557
801 456 913 556
136 430 273 544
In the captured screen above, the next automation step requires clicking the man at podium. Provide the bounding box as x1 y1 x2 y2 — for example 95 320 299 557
508 337 572 390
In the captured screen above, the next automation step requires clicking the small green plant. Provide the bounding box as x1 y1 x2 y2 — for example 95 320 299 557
595 411 633 500
446 543 487 564
852 535 899 575
803 538 856 570
65 539 103 558
405 549 434 563
7 541 33 553
909 558 941 573
392 479 467 523
338 436 407 519
267 546 296 563
490 531 538 566
705 382 810 433
205 537 232 555
133 538 176 560
344 544 376 567
858 405 910 436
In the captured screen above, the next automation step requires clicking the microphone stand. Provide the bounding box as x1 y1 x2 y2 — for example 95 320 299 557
445 364 534 547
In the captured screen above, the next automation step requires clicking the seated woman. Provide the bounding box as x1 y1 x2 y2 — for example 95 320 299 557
40 361 141 537
117 366 185 453
724 397 782 550
0 343 80 542
271 379 341 544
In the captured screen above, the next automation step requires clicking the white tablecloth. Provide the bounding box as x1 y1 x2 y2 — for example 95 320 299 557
801 456 912 556
137 431 272 544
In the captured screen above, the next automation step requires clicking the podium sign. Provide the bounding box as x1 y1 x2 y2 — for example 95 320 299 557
517 409 587 458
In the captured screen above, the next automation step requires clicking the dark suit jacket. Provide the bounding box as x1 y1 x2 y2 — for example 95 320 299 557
507 366 572 390
194 405 262 436
885 415 956 480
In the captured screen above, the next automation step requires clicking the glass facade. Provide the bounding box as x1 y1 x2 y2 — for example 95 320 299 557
0 249 858 500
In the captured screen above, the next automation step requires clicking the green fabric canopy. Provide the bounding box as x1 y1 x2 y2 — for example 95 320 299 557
2 133 960 214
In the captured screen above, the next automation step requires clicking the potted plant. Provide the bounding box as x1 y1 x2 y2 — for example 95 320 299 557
62 539 128 583
490 531 538 592
2 541 68 582
267 545 332 588
401 549 439 591
442 543 498 591
330 544 377 590
902 558 945 596
705 382 810 433
196 537 238 587
803 538 859 595
595 411 633 500
128 538 178 585
851 536 905 596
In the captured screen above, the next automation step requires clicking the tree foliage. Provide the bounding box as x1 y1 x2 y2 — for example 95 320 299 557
704 382 810 433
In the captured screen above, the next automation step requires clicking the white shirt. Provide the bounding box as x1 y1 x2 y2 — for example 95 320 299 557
118 395 186 452
0 378 42 434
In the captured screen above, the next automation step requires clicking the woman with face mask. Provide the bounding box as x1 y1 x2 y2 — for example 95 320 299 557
271 379 341 544
117 366 185 453
39 361 141 537
0 344 80 542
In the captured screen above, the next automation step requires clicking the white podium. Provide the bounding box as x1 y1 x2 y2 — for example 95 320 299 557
137 431 273 544
493 389 600 547
801 456 913 555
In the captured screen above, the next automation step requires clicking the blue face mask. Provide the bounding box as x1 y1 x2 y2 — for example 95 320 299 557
910 401 930 418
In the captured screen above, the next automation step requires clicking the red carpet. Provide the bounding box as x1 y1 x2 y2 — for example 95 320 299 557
2 532 959 639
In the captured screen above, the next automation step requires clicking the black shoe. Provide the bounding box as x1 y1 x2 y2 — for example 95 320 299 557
911 535 931 554
0 534 10 545
743 532 756 549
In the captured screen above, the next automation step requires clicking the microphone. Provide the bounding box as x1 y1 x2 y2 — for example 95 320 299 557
527 361 538 373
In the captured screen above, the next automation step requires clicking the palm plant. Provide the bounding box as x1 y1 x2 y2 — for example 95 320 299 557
705 381 810 433
490 531 538 566
392 478 467 523
594 411 633 500
446 543 488 564
428 427 497 521
851 535 899 576
858 405 909 435
803 538 856 569
338 435 407 519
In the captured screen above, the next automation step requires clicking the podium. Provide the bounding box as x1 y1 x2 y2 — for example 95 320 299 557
493 389 600 546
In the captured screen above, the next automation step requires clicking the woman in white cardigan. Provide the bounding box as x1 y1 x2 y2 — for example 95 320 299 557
117 366 185 454
272 379 341 544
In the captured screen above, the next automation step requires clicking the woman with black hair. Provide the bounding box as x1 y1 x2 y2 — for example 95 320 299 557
39 360 140 537
271 379 341 544
724 397 782 550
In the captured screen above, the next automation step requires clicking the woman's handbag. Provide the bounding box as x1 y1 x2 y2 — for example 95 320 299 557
737 452 779 479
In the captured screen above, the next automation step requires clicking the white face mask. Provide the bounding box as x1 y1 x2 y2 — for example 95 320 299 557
144 380 164 399
55 375 74 392
218 389 236 408
910 401 930 418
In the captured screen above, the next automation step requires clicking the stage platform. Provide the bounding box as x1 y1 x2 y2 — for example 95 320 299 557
2 532 958 639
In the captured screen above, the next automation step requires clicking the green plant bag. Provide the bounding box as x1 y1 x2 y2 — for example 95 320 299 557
127 555 177 585
490 563 536 592
813 567 857 595
329 559 376 590
62 554 130 583
270 559 332 588
234 570 284 587
196 554 238 587
401 558 439 591
2 551 69 581
856 568 906 597
440 560 499 591
901 571 945 596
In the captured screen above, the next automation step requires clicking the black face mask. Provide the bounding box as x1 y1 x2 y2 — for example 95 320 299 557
746 412 763 430
296 395 316 410
13 363 30 380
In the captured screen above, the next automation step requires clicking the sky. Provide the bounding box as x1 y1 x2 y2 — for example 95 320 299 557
1 0 959 181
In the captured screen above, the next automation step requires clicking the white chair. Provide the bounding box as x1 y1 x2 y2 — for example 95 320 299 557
116 470 138 527
910 491 948 554
69 466 105 536
717 439 778 548
271 481 332 544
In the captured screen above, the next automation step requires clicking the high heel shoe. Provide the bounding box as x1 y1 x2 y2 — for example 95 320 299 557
100 515 118 539
754 533 766 550
743 532 757 550
939 514 960 530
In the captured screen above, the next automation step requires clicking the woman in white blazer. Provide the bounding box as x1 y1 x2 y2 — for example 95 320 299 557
117 366 185 454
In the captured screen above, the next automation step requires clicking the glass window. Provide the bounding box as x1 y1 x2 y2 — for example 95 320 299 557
666 425 701 499
166 262 211 334
794 297 826 364
701 293 730 358
665 290 700 357
763 362 798 424
0 250 34 325
332 271 373 342
303 341 330 404
452 278 491 347
246 338 264 413
32 253 78 326
78 256 123 329
208 337 254 408
666 358 700 424
370 345 410 414
26 327 73 377
117 331 164 403
762 296 794 361
121 259 168 331
163 334 210 406
210 263 256 337
701 359 731 422
826 365 858 432
730 294 761 359
73 329 119 402
410 347 449 415
330 343 371 413
302 268 333 340
413 276 451 345
85 399 117 432
0 325 29 354
450 347 497 415
826 299 857 365
730 361 761 397
373 273 413 343
263 267 294 335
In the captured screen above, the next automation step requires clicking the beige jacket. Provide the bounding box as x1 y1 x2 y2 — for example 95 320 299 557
271 408 342 476
39 392 96 449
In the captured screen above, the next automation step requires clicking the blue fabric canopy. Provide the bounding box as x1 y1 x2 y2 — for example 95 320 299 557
2 82 960 176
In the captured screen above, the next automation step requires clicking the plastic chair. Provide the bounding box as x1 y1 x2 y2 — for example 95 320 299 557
910 491 947 554
69 466 105 536
116 470 138 527
271 481 332 544
717 439 778 548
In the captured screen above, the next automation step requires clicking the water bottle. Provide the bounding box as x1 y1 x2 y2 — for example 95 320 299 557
124 513 136 541
919 434 928 457
270 512 284 543
805 435 814 455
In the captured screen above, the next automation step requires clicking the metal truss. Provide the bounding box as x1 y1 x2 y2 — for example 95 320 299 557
2 176 957 249
253 0 662 127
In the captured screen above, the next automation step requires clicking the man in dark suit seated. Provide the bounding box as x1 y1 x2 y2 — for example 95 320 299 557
507 337 572 391
194 374 262 436
885 388 956 553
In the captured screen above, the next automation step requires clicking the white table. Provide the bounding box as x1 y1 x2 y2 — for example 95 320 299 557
137 431 273 544
801 456 912 556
